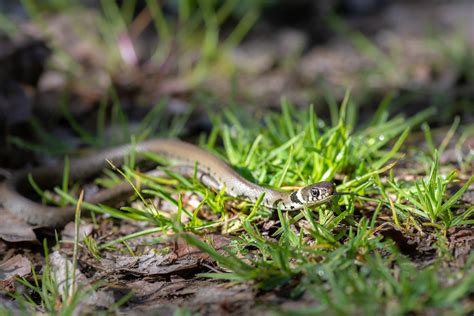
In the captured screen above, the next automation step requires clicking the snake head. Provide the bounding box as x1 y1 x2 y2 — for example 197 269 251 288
298 181 335 206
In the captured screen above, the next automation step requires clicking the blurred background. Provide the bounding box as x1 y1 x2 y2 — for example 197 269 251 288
0 0 473 166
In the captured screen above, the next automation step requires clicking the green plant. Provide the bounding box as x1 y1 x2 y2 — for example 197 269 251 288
389 151 474 229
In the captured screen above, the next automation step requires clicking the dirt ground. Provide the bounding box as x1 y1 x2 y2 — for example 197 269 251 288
0 1 473 314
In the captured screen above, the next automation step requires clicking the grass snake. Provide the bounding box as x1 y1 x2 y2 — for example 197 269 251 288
0 139 336 227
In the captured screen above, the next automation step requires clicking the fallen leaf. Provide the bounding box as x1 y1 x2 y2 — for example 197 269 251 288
175 234 231 260
61 221 94 242
49 251 114 308
100 249 199 276
99 234 231 277
0 254 31 281
0 208 37 242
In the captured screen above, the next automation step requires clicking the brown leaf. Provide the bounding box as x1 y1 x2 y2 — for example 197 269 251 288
49 251 114 308
0 208 37 242
0 254 31 281
61 221 94 242
175 234 231 261
100 249 199 276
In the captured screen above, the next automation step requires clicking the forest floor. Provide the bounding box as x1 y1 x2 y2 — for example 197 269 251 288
0 1 473 315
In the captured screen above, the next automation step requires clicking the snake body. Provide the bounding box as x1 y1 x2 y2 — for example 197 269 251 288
0 139 335 227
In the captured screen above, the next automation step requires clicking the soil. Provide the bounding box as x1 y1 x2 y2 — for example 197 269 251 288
0 1 473 314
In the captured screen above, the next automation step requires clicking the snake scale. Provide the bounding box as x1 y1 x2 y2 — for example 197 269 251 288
0 139 335 227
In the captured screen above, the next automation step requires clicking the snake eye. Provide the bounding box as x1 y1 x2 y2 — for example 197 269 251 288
311 188 320 198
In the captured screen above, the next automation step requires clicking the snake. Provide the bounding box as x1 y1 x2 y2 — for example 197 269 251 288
0 139 336 227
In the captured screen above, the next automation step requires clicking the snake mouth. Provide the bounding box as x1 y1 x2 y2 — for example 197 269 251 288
306 193 334 207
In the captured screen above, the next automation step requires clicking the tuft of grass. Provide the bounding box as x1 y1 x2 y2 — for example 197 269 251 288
291 252 474 315
12 241 93 315
389 151 474 230
17 0 263 88
10 191 130 315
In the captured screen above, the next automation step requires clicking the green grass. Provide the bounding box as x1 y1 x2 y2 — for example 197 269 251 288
285 252 474 315
3 194 130 315
7 204 93 315
7 93 474 314
16 0 263 89
3 2 473 314
388 151 474 229
11 246 94 316
328 11 474 118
